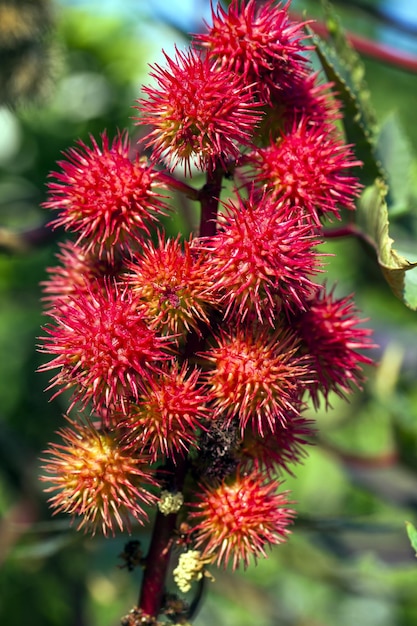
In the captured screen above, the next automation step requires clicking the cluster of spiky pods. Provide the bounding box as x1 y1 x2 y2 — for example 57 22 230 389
39 1 375 623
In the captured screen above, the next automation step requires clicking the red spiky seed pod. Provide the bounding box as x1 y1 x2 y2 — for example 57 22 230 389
38 282 172 414
194 0 310 104
240 413 314 477
41 241 120 312
135 47 261 174
189 472 295 569
274 72 342 130
122 364 209 461
124 234 219 336
41 418 158 536
207 190 322 321
256 72 341 146
254 118 362 225
43 131 168 260
202 323 311 436
293 286 376 405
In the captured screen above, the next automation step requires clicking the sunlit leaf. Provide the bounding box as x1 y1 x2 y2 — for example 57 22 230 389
377 114 416 216
405 521 417 557
357 180 417 310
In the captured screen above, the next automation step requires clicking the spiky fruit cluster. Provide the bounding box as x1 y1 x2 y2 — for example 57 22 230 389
39 0 375 607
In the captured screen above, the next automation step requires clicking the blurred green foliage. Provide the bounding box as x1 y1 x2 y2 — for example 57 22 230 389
1 1 417 625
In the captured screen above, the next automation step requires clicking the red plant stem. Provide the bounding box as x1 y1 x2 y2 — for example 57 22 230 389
322 224 360 238
138 509 179 618
291 10 417 74
317 435 398 468
157 171 200 201
322 223 376 250
138 459 188 619
0 224 57 253
198 165 224 238
137 168 223 619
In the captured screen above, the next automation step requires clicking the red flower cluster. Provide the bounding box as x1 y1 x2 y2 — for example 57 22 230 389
39 0 375 589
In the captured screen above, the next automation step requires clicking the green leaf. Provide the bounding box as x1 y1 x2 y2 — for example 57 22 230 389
357 180 417 310
377 113 416 216
309 1 383 186
405 521 417 557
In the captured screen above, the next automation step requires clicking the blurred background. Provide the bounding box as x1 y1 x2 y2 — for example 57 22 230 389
1 1 417 624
